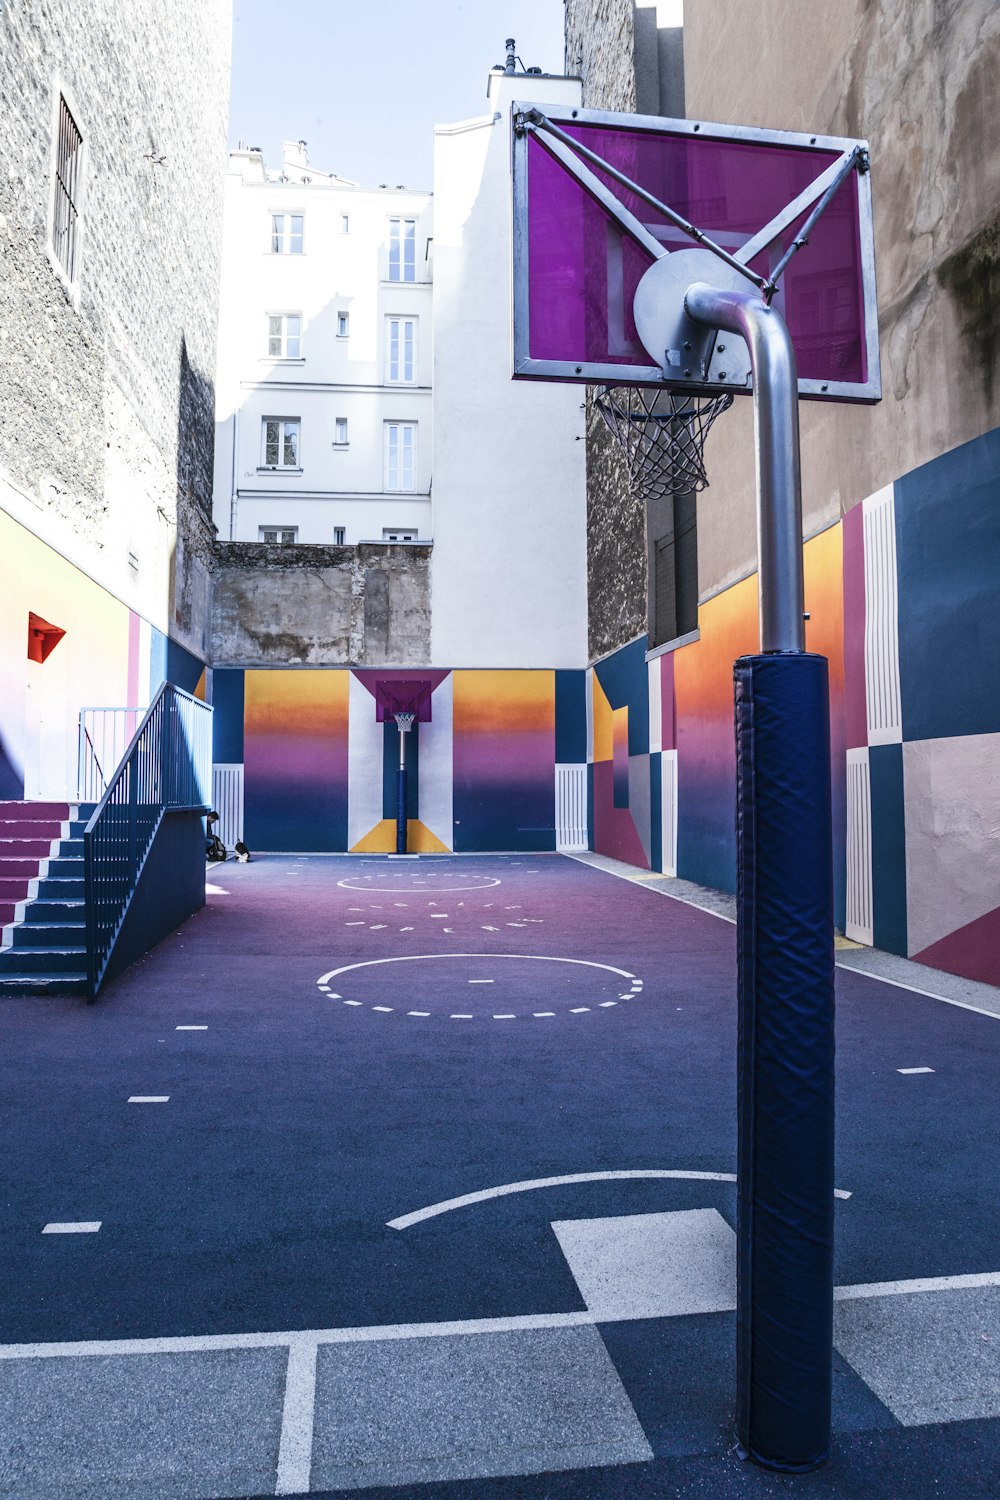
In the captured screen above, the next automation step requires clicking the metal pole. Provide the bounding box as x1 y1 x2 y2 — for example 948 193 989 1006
685 282 835 1473
684 284 805 653
396 727 407 854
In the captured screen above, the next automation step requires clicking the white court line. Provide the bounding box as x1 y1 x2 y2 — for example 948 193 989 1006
42 1222 101 1234
387 1169 853 1229
317 953 637 986
4 1274 999 1369
176 1026 207 1031
835 1271 1000 1300
128 1096 169 1103
898 1066 934 1074
275 1336 318 1495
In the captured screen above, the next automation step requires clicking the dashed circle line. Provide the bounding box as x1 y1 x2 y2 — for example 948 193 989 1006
315 953 644 1022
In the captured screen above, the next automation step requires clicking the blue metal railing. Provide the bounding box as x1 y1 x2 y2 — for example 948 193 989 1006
84 682 212 998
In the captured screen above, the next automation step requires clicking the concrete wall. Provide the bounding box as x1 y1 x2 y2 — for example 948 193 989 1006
0 0 230 656
430 71 588 670
212 542 431 668
213 147 434 545
682 0 1000 598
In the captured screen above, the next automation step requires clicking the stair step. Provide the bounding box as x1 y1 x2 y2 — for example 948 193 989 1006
0 858 45 878
36 876 85 895
0 802 70 819
0 820 65 839
0 972 87 996
21 900 85 922
0 946 86 974
46 856 84 876
0 878 32 899
0 840 55 858
11 922 87 947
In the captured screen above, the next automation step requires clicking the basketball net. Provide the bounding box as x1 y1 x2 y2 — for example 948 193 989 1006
394 711 415 733
595 386 734 501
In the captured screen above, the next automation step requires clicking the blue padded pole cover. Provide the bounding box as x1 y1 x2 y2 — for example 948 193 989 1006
734 653 835 1471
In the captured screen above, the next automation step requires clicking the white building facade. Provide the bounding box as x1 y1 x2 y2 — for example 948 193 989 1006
212 141 433 546
430 70 588 668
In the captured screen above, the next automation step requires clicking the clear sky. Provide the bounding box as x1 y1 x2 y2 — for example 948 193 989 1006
228 0 567 190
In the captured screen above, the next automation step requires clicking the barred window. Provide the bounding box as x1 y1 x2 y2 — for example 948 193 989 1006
52 96 83 284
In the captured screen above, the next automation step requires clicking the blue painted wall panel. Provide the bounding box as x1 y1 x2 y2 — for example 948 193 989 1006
896 428 1000 741
869 743 907 956
555 670 588 762
212 670 244 762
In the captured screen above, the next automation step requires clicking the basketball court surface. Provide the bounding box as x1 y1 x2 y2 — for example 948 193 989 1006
1 852 998 1497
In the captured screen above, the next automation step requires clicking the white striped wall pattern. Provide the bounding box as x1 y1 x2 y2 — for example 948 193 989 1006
555 764 588 851
845 748 874 945
862 485 903 745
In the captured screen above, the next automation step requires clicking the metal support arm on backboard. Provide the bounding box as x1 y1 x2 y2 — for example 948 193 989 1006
684 284 805 651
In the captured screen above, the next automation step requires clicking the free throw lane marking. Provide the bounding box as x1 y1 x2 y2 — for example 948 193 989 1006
42 1222 101 1234
387 1170 853 1229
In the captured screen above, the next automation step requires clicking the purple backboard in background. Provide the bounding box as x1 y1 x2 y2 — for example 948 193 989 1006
512 107 879 402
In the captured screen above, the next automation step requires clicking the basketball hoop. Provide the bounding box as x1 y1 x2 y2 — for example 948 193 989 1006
594 386 734 501
394 711 415 734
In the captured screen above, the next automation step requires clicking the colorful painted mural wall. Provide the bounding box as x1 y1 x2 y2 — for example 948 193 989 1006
0 509 207 803
587 428 1000 988
215 667 566 856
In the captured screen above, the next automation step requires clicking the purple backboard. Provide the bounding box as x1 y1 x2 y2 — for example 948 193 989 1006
511 104 880 402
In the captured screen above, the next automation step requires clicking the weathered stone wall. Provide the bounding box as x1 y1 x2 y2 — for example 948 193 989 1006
683 0 1000 598
0 0 230 657
564 0 638 111
564 0 649 659
212 543 432 668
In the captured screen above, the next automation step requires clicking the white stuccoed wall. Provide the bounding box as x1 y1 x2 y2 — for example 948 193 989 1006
430 72 588 670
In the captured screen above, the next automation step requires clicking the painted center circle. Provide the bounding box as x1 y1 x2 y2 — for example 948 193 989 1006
337 871 502 893
316 953 644 1023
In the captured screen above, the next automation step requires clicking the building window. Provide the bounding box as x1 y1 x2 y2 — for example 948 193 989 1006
384 422 416 491
261 417 300 469
385 317 417 383
271 213 304 254
341 214 350 233
259 526 298 543
267 313 301 358
337 311 349 338
52 95 83 285
334 418 348 445
388 217 416 281
333 526 346 544
383 527 417 542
